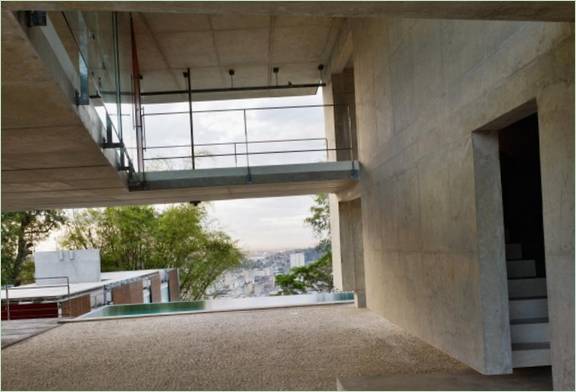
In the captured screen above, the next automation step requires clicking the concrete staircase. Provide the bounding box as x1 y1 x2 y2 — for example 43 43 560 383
505 243 550 368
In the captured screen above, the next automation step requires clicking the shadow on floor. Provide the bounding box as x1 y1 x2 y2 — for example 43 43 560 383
1 318 60 349
337 367 552 391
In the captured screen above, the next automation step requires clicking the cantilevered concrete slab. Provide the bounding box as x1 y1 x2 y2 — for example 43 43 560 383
1 10 126 197
1 10 358 212
3 161 359 211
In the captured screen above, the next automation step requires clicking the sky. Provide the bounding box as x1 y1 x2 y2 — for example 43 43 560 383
37 90 327 253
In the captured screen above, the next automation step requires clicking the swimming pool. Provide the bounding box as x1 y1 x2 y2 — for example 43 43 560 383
76 292 354 321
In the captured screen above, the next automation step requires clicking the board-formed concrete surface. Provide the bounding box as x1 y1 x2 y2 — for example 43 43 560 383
4 2 573 22
347 16 573 389
1 304 471 390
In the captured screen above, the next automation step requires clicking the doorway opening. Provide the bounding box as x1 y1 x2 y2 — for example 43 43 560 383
498 113 550 368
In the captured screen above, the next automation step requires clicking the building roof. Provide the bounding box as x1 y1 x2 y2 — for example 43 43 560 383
1 270 162 302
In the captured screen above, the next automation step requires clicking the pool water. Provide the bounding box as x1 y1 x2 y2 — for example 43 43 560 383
80 292 354 319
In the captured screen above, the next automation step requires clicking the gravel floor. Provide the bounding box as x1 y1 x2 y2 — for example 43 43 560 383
1 304 469 390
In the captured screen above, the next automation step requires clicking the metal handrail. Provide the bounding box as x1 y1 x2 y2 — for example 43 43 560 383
143 148 351 161
2 276 71 320
142 103 346 117
140 103 353 173
128 137 329 150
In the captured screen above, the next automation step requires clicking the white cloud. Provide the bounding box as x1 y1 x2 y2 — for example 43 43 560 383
204 195 318 252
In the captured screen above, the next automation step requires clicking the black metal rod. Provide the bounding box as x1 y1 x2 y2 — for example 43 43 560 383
142 103 341 116
143 147 352 161
244 110 251 181
186 68 195 170
141 83 326 97
129 137 328 150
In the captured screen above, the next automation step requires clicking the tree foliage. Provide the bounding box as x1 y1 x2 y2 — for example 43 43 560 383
275 194 333 295
274 252 333 295
304 193 331 252
1 210 66 285
61 204 243 300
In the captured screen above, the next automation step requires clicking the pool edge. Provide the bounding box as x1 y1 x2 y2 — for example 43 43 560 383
60 300 355 323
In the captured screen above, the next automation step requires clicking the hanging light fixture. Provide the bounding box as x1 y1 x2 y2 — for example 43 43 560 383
228 69 235 88
272 67 280 86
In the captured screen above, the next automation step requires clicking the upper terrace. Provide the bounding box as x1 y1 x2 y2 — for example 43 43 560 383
1 8 358 211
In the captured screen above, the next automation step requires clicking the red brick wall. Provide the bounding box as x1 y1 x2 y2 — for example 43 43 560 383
61 294 91 317
1 302 58 320
168 269 180 301
150 273 162 303
112 280 144 304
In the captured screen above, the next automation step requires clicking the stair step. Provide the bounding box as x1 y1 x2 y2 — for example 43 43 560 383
509 297 548 320
506 243 523 260
508 278 547 299
507 259 537 278
512 343 551 368
510 320 549 344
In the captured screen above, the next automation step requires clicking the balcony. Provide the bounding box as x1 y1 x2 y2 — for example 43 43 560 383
2 10 358 211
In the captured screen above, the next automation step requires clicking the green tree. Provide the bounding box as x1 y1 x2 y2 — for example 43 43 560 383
275 194 333 295
275 252 333 295
305 193 331 252
1 210 66 286
61 204 243 300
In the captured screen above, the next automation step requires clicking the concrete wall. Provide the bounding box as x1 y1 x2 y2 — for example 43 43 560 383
349 17 573 388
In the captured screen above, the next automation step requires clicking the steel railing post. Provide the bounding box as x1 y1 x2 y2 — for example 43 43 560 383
5 286 10 321
346 104 354 161
185 68 195 170
243 110 251 182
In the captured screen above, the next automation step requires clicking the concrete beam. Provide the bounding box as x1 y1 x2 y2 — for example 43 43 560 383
2 161 359 211
133 161 358 190
3 2 573 22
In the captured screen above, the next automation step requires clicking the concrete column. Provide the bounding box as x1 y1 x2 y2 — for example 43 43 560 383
329 195 366 301
325 68 364 302
537 81 574 391
327 68 357 161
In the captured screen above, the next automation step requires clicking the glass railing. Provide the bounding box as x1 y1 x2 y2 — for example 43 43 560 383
58 10 136 173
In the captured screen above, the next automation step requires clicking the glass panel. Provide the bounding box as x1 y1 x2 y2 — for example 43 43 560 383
59 10 135 171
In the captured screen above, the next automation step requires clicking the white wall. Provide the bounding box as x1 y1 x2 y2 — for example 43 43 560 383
34 249 101 284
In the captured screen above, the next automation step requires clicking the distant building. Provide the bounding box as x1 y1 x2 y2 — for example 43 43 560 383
289 253 306 269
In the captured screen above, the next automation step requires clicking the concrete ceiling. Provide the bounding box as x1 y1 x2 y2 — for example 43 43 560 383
132 13 343 101
4 2 574 22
